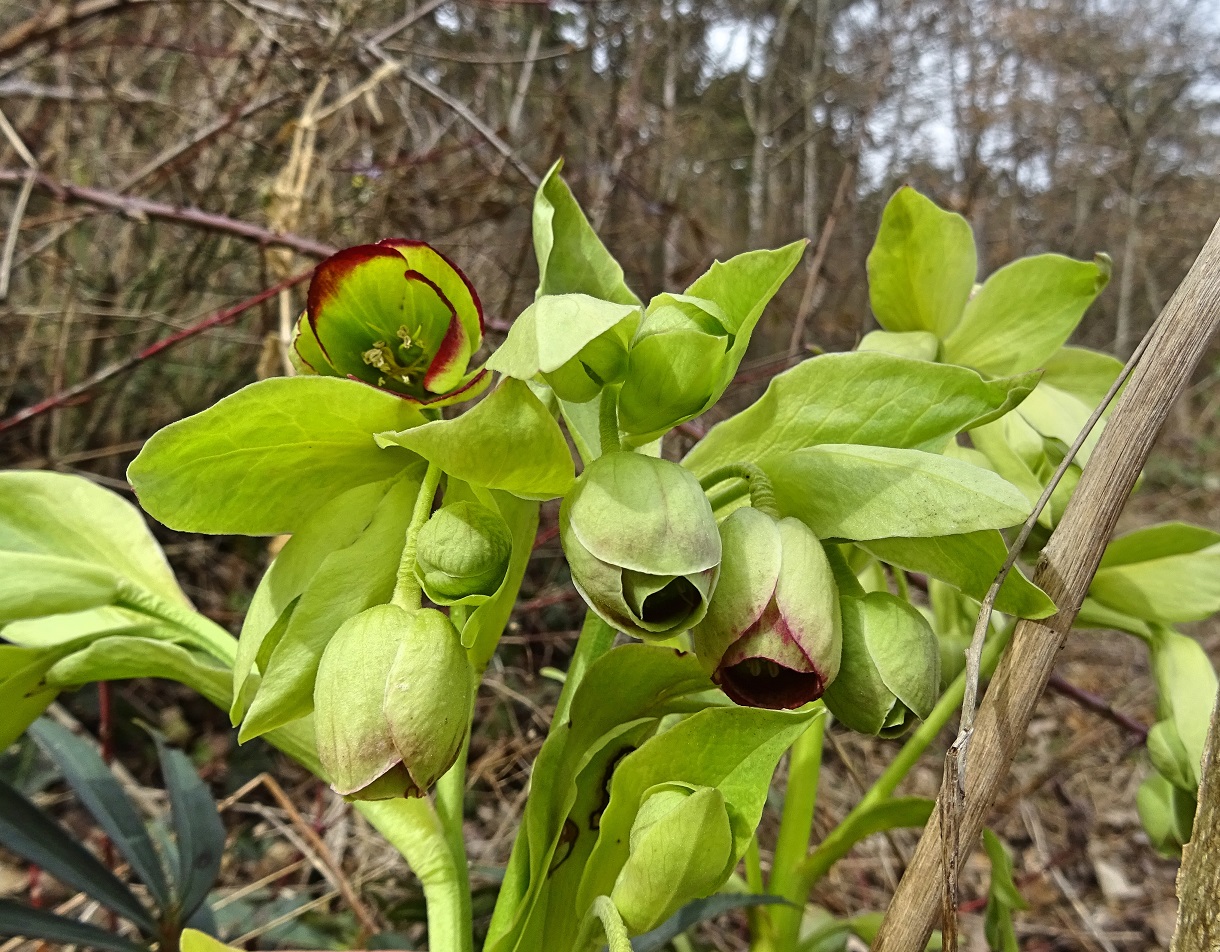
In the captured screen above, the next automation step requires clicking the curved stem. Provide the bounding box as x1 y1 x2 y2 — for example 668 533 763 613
698 462 778 517
599 384 622 455
392 462 442 610
793 622 1014 895
433 682 475 952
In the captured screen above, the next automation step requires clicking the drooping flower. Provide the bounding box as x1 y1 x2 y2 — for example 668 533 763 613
292 239 488 406
560 452 721 641
691 507 841 710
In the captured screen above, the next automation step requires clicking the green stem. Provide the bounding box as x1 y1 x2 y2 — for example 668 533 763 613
392 462 442 610
792 623 1014 895
765 711 827 948
433 670 476 952
707 480 749 514
599 385 622 455
744 834 767 940
698 462 778 517
552 610 617 731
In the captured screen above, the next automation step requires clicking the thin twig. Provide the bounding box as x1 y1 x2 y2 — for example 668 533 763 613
1046 673 1149 742
0 169 34 300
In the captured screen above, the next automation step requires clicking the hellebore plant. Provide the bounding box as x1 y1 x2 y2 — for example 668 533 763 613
4 163 1220 952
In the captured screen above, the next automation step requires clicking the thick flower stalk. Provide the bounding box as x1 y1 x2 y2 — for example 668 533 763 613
560 452 721 641
292 239 488 405
691 506 842 710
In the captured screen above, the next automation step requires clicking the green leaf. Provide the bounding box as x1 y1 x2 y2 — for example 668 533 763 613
683 352 1038 475
982 829 1028 952
1090 524 1220 623
182 929 239 952
376 378 574 500
0 900 148 952
628 894 788 952
1040 346 1125 409
151 730 225 920
0 777 155 932
0 552 120 622
577 705 818 910
0 640 99 750
857 329 940 361
941 253 1111 377
0 471 187 604
859 532 1055 619
765 445 1032 540
867 187 976 336
28 718 173 912
231 479 397 722
683 240 807 400
1013 382 1104 465
1072 598 1153 640
46 636 234 713
3 607 162 648
239 470 424 740
534 159 641 305
486 294 639 380
128 376 424 535
1149 626 1219 789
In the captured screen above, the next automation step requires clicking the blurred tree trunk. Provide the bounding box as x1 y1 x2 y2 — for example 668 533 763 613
1170 686 1220 952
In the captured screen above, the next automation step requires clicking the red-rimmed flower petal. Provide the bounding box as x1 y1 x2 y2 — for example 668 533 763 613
378 238 484 349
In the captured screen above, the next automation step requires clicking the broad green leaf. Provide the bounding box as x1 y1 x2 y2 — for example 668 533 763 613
867 187 976 336
1014 383 1103 465
0 471 187 604
1137 772 1195 858
765 445 1031 540
151 730 225 919
0 639 100 749
486 294 639 380
1040 346 1125 409
1090 524 1220 623
630 894 788 952
982 829 1027 952
803 797 934 883
683 353 1038 475
231 479 396 722
1149 627 1219 788
684 241 807 400
128 376 424 535
968 412 1051 517
577 705 818 909
857 329 940 361
239 471 423 740
376 378 574 500
0 901 147 952
0 552 120 622
1072 598 1153 640
182 929 239 952
859 532 1055 619
534 159 640 305
0 777 155 932
28 718 173 911
47 636 234 713
3 607 161 648
941 253 1110 377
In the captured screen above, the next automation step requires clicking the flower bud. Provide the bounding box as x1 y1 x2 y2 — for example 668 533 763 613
314 604 471 800
294 239 487 406
560 452 720 640
691 507 841 710
822 592 940 738
415 502 512 605
609 782 734 934
617 295 732 439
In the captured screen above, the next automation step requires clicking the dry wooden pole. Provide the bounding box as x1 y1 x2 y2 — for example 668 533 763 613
1171 685 1220 951
872 215 1220 952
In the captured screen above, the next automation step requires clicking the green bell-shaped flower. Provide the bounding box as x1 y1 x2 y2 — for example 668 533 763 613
691 507 841 710
609 782 735 935
560 452 721 640
822 591 940 738
617 294 732 439
415 501 512 605
292 239 488 406
313 604 472 800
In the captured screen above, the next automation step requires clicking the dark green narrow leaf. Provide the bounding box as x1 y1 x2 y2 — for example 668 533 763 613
0 779 155 933
0 899 148 952
151 732 225 921
626 894 789 952
27 718 174 911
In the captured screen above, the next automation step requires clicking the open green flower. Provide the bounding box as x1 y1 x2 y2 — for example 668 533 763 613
823 592 940 738
292 239 488 406
560 452 721 640
313 604 472 800
415 501 513 605
691 507 841 710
